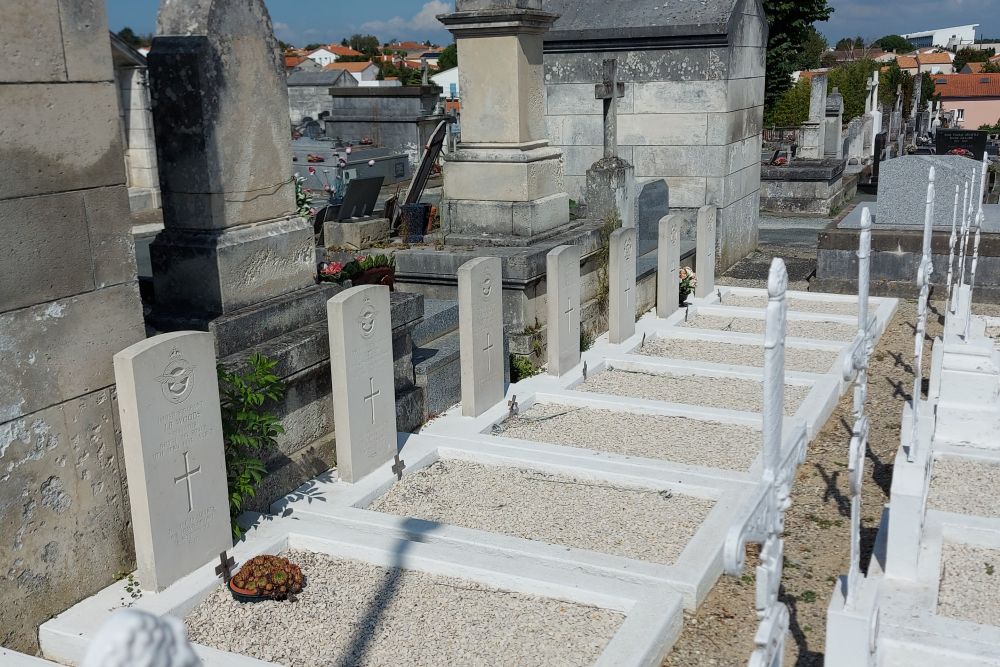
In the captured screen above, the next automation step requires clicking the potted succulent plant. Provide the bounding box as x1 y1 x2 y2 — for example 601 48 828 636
228 555 305 603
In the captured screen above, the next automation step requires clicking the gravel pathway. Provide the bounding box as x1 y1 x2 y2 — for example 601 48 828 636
496 403 760 470
929 457 1000 518
370 460 714 565
719 294 861 317
937 541 1000 627
680 315 857 342
638 337 839 374
579 369 810 416
185 549 622 666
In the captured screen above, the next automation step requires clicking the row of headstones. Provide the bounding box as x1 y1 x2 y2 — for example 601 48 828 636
112 207 720 594
826 155 992 666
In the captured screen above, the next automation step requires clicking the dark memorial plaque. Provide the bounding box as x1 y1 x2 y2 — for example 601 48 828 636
936 129 988 158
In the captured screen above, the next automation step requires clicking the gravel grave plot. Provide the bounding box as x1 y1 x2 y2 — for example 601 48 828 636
185 548 622 667
579 369 810 416
496 402 761 470
638 337 839 374
937 541 1000 627
680 314 857 342
719 294 861 316
929 457 1000 518
370 459 714 565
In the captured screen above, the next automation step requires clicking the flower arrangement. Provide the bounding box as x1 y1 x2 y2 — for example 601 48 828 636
948 148 975 159
294 176 316 218
229 555 304 601
679 266 697 305
318 254 396 287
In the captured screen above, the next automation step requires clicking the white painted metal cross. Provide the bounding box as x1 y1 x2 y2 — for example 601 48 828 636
945 184 961 316
363 377 381 425
173 451 201 514
967 152 990 332
908 167 935 463
595 58 626 159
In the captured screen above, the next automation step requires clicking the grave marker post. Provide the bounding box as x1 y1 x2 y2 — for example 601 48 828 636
113 331 231 592
657 215 683 318
945 185 961 316
609 227 638 344
908 168 935 463
546 245 582 376
695 206 717 299
327 285 398 483
459 257 505 416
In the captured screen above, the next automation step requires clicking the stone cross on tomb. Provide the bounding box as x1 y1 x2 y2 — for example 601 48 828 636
841 208 874 607
215 551 236 583
595 58 626 159
908 167 935 464
724 258 794 667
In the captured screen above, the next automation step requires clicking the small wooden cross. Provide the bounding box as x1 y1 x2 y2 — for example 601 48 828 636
392 454 406 481
215 551 236 583
582 361 588 381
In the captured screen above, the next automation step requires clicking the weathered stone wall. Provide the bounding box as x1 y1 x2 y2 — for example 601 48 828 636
0 0 146 652
543 0 766 271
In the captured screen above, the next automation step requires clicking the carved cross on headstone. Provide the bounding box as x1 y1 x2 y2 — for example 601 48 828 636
392 454 406 481
483 333 495 373
565 297 575 330
595 58 626 159
363 377 381 425
215 551 235 583
174 452 201 514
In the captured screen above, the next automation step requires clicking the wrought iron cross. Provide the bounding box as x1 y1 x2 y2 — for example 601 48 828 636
595 59 626 159
392 454 406 481
215 551 235 583
507 395 519 419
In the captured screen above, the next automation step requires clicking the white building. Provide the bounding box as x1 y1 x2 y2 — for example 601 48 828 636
902 24 979 49
431 67 459 99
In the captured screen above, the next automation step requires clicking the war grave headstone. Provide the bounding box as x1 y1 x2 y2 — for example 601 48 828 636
113 332 231 592
459 257 505 417
328 285 398 483
609 227 638 344
695 206 717 299
658 214 683 317
546 245 582 376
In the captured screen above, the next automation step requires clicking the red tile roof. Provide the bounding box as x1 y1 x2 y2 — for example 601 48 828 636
284 55 307 68
324 61 378 73
965 62 987 73
325 45 363 57
896 55 918 69
919 52 954 65
934 73 1000 98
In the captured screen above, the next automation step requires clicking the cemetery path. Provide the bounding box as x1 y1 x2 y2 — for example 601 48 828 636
662 293 1000 666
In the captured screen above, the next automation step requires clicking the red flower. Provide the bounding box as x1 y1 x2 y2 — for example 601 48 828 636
308 167 317 175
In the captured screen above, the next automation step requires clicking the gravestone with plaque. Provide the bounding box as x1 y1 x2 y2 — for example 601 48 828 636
327 285 398 483
113 332 231 592
936 129 988 158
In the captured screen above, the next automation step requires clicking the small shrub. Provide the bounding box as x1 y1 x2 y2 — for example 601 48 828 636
800 590 817 603
595 214 622 311
510 355 540 383
219 354 286 538
580 329 595 352
231 555 304 600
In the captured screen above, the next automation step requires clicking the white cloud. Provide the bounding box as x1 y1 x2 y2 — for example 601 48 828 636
361 0 453 38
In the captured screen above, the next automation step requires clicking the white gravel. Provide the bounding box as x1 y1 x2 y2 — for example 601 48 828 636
185 549 622 666
718 294 861 316
638 337 838 374
937 541 1000 627
579 369 809 416
929 457 1000 518
496 403 761 470
370 459 714 565
681 314 858 342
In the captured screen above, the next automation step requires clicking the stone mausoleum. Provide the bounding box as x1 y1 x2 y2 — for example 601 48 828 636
541 0 767 271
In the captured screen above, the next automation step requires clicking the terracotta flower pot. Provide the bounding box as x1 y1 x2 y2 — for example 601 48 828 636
228 579 268 603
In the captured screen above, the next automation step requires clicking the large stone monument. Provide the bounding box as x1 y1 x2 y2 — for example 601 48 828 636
543 0 767 271
585 59 637 229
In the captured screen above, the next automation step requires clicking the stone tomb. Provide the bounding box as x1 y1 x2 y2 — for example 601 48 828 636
327 286 398 483
874 155 984 229
459 257 506 417
546 244 582 376
113 331 230 592
609 227 638 344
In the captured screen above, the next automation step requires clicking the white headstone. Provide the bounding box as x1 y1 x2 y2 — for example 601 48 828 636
657 214 682 318
81 610 199 667
459 257 505 417
113 331 231 592
328 285 398 483
546 245 582 376
609 227 637 344
695 205 717 298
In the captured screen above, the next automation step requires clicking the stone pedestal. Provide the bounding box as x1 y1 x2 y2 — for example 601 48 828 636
586 157 636 228
438 0 570 243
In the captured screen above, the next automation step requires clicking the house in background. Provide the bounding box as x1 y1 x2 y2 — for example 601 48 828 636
307 45 363 67
895 52 955 75
284 55 322 73
325 61 380 84
287 69 357 123
934 73 1000 128
902 24 979 49
431 67 459 100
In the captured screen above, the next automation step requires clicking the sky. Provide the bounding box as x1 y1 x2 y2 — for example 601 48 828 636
106 0 1000 48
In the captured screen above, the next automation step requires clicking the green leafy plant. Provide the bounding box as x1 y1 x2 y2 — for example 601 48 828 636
294 176 313 218
595 214 622 312
580 329 595 352
510 355 540 383
218 354 286 538
800 590 818 603
117 573 142 608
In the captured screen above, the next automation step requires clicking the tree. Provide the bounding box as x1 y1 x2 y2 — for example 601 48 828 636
761 0 834 112
116 27 151 49
437 43 458 71
794 26 827 71
348 33 381 57
982 61 1000 74
879 63 938 117
954 47 995 74
303 43 324 52
828 59 880 121
873 34 914 53
765 77 812 126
